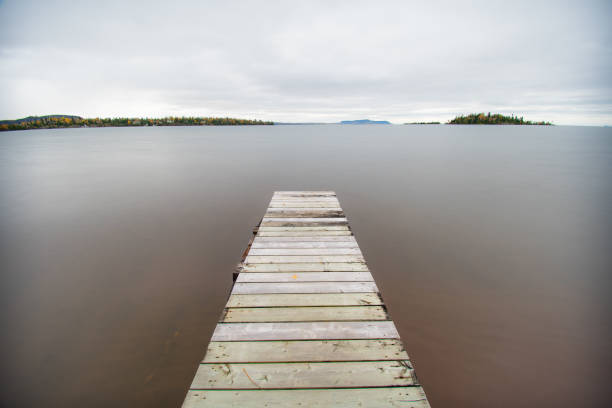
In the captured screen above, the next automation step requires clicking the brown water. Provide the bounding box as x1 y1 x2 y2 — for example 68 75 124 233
1 125 611 407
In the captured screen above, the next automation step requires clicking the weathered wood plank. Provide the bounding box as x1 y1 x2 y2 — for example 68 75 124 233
251 241 359 248
211 321 400 341
241 262 369 272
253 236 356 242
232 282 378 294
261 221 349 227
248 248 362 256
236 272 373 282
257 226 349 231
190 361 414 389
262 217 347 223
226 293 383 307
221 306 387 322
268 202 342 208
266 207 342 211
183 387 430 408
244 255 365 264
257 231 353 236
265 211 345 218
273 191 336 195
203 339 409 362
269 197 339 201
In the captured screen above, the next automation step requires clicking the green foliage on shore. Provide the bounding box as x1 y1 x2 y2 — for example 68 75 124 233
404 121 441 125
448 113 552 125
0 115 274 131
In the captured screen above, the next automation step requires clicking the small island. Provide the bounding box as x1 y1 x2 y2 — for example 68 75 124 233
448 113 552 125
405 121 441 125
0 115 274 131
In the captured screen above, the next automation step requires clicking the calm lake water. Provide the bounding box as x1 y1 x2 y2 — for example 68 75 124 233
1 125 611 407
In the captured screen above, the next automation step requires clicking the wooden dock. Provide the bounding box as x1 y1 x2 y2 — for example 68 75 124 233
182 191 430 407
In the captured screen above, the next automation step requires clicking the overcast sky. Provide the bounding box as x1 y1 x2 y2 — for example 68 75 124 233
1 0 610 125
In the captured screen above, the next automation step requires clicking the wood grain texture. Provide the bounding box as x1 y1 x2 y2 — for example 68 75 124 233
190 361 414 389
257 226 349 231
203 339 409 362
250 241 359 248
226 293 383 307
183 387 430 408
265 210 345 218
262 217 347 223
231 281 378 294
244 255 365 264
236 272 373 282
241 262 369 272
211 321 400 341
221 306 387 322
248 248 362 256
257 231 354 236
253 236 355 242
268 202 342 208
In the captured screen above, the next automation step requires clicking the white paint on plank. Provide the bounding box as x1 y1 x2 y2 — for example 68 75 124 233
226 293 382 307
183 387 430 408
221 306 387 322
211 321 399 341
203 339 409 362
231 281 378 294
236 272 372 282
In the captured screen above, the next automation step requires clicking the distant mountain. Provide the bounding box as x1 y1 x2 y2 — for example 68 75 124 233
339 119 391 125
0 115 83 125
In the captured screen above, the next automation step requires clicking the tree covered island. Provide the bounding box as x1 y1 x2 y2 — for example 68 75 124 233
0 115 274 131
449 113 552 125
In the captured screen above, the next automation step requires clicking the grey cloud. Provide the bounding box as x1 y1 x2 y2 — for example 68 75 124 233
1 0 610 124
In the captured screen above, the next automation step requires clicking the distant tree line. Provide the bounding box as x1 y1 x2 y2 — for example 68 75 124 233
448 113 552 125
0 115 274 131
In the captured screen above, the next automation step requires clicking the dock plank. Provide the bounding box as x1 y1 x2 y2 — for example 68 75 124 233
190 361 414 389
253 236 355 241
232 281 378 294
221 306 387 322
268 202 342 208
248 248 362 256
257 226 350 231
226 293 383 307
241 262 369 272
183 387 430 408
236 272 373 282
244 255 365 263
211 321 400 341
257 231 353 236
250 241 359 248
203 339 409 362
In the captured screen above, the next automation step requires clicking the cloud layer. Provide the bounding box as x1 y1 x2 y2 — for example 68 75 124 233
1 0 611 125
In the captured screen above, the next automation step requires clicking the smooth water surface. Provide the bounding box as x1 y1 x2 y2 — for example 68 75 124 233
1 125 611 407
